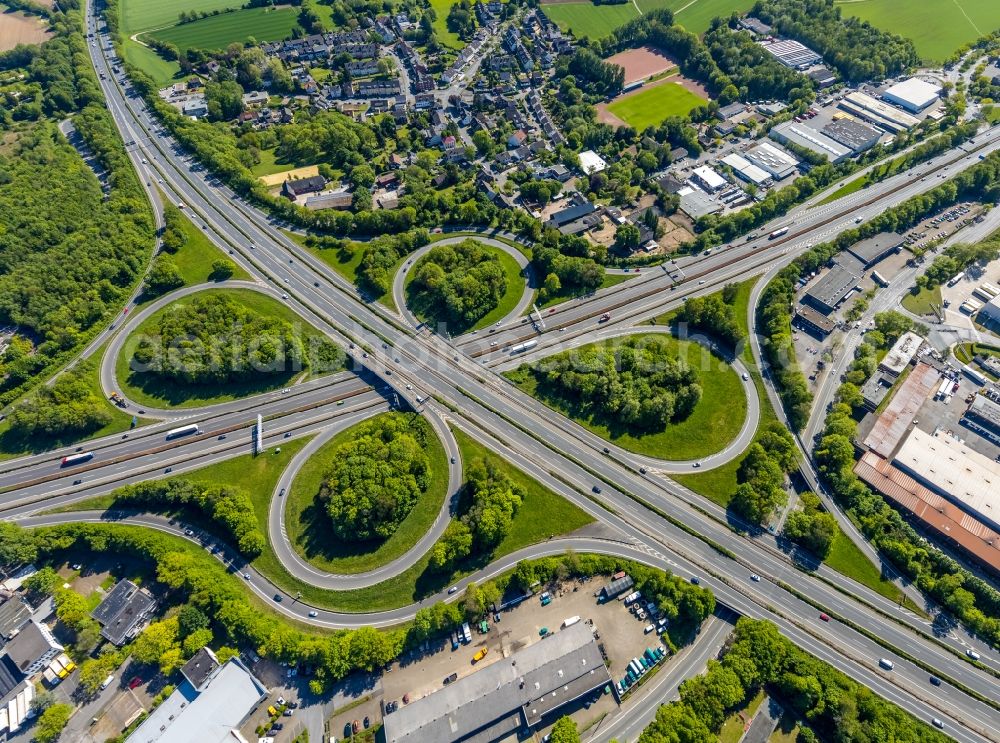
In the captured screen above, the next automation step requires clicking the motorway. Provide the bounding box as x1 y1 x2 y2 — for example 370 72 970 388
5 4 996 739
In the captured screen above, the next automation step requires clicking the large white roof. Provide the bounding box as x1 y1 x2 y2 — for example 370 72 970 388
893 428 1000 531
578 150 607 175
884 78 941 109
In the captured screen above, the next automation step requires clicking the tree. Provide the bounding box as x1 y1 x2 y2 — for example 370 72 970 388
783 492 837 558
205 80 245 121
0 522 37 571
132 617 180 666
210 258 235 280
8 360 112 438
33 702 73 743
616 223 641 249
322 414 431 542
145 255 184 295
177 605 210 637
23 566 60 597
550 716 581 743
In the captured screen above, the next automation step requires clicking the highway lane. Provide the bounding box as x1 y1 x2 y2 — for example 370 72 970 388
268 403 463 589
80 13 1000 740
588 611 735 743
0 390 387 518
18 506 996 743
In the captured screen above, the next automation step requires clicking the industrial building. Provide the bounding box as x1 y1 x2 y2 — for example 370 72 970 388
962 394 1000 443
861 371 896 411
720 153 772 188
802 261 862 314
545 199 597 230
893 428 1000 533
845 231 904 268
838 92 920 133
744 141 799 180
882 78 942 112
862 362 940 458
793 304 836 338
691 165 727 193
678 188 722 219
878 331 923 377
855 451 1000 575
769 121 851 163
976 294 1000 326
598 575 634 602
759 39 821 69
92 579 157 646
821 119 881 154
383 623 613 743
808 66 837 88
126 649 268 743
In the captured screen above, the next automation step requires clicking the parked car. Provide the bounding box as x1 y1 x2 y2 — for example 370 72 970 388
444 672 458 685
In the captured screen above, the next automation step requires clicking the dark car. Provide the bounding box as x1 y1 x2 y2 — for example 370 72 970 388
272 723 283 731
345 723 354 738
930 676 942 686
592 485 602 494
287 701 298 709
444 672 458 685
273 594 283 602
364 716 370 729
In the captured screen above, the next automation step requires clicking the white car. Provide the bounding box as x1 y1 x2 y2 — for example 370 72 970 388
308 611 318 618
750 574 761 582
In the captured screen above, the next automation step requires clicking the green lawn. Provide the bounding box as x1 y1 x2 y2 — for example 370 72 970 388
817 176 867 205
538 272 635 309
984 105 1000 124
718 690 766 743
429 0 465 50
835 0 1000 62
166 201 251 285
121 39 181 86
284 413 449 574
145 7 300 55
607 81 707 130
672 0 753 35
115 288 337 408
508 332 747 461
825 526 906 605
404 243 530 334
285 230 366 286
541 2 639 39
900 284 941 316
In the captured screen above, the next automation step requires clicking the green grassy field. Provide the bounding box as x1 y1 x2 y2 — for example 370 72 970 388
542 0 748 39
159 193 251 285
835 0 1000 62
607 81 707 130
284 413 449 574
404 243 530 334
428 0 465 50
115 288 336 408
508 332 747 461
900 284 941 316
146 7 300 55
824 526 907 605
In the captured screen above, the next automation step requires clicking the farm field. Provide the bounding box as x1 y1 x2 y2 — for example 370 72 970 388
120 0 242 36
607 80 707 129
542 0 750 39
146 7 299 55
835 0 1000 62
0 6 52 51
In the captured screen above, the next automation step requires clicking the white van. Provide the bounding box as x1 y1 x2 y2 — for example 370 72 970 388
878 658 894 671
100 674 115 690
966 649 981 660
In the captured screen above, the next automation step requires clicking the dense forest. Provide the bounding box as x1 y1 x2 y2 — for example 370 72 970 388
638 618 950 743
408 240 510 332
319 414 432 542
130 293 318 385
7 360 110 438
518 336 702 432
0 5 154 408
752 0 919 83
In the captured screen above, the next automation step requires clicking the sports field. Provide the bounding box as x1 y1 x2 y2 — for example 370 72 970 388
606 80 706 129
541 0 750 39
147 6 299 54
835 0 1000 62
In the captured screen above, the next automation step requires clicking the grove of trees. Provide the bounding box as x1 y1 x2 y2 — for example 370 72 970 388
7 359 111 438
320 414 432 542
731 423 799 525
519 336 702 433
409 240 511 332
676 287 744 348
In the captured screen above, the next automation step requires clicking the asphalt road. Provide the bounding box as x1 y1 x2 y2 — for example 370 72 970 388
23 8 998 739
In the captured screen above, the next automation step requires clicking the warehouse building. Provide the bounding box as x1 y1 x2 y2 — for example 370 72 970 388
846 232 904 268
793 304 837 338
578 150 607 175
882 78 942 113
878 331 923 378
808 66 837 88
126 649 268 743
962 394 1000 443
745 141 799 180
720 153 772 188
598 575 634 602
691 165 727 193
821 119 881 154
759 38 821 69
855 451 1000 575
383 623 613 743
893 428 1000 533
769 121 852 163
977 294 1000 327
802 261 862 314
862 362 940 458
838 92 920 133
678 188 723 219
861 371 896 412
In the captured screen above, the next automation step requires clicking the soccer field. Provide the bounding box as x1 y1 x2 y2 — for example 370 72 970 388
606 81 707 129
147 7 299 54
835 0 1000 62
